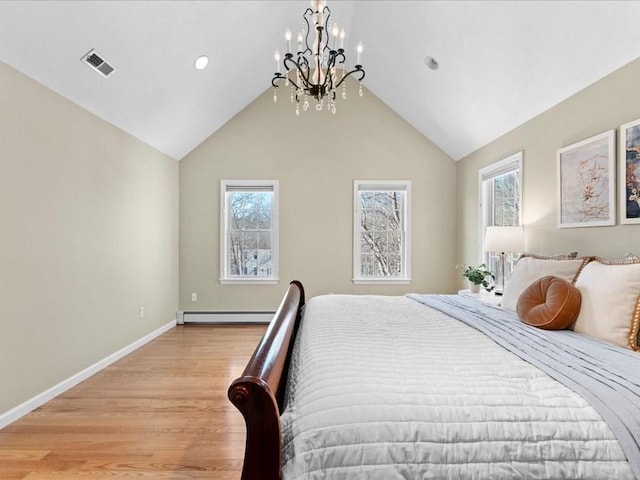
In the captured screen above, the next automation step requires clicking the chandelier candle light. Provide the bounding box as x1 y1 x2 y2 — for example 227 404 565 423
272 0 366 115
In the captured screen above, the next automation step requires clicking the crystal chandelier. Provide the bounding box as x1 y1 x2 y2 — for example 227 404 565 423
272 0 365 115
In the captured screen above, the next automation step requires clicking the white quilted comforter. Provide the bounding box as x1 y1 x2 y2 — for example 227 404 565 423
281 295 633 480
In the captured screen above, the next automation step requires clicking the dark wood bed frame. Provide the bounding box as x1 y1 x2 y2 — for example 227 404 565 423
227 280 306 480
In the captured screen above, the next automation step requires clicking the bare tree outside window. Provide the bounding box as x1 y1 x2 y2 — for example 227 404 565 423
493 171 520 226
228 191 273 277
357 188 407 278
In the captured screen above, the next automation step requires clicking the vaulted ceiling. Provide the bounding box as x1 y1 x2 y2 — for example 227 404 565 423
2 1 640 161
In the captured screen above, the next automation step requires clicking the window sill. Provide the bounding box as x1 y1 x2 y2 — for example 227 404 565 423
352 277 411 285
219 277 279 285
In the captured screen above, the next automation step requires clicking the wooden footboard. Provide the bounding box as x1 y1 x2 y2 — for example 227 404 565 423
227 280 306 480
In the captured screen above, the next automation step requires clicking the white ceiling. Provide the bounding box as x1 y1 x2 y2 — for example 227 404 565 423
2 1 640 161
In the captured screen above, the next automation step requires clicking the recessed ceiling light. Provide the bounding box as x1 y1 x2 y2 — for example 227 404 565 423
424 56 439 71
194 55 209 70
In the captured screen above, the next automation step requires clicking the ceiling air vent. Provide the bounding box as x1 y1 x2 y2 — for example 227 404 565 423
81 49 116 78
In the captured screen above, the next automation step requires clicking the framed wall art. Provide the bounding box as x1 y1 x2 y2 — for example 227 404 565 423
557 130 616 228
619 118 640 224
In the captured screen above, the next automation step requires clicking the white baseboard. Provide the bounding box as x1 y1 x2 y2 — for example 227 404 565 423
181 311 274 324
0 319 176 430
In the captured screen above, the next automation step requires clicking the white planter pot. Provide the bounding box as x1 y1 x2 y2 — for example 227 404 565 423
469 282 480 294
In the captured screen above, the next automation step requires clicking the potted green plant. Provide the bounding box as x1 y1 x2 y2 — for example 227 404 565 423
457 264 494 293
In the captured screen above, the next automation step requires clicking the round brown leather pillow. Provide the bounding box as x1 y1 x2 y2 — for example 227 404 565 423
516 275 581 330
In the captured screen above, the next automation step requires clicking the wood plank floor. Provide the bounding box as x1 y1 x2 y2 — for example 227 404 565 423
0 325 266 479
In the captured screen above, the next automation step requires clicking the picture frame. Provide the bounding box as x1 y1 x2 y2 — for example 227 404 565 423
557 130 616 228
619 118 640 224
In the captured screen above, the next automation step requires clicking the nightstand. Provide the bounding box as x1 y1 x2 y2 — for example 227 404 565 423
457 289 502 306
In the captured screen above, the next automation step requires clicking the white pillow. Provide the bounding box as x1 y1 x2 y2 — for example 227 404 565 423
501 256 587 311
573 260 640 350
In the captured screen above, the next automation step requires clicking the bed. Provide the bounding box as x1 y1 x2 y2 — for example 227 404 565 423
228 256 640 480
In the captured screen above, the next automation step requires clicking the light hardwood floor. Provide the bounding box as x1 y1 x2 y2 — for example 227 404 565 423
0 325 266 479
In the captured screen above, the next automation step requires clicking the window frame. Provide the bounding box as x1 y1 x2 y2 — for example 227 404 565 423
477 152 523 265
219 179 279 285
353 180 411 285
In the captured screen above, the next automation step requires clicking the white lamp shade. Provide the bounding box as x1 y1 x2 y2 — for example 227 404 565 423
484 226 524 253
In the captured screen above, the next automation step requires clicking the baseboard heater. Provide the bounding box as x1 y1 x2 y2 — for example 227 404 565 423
177 311 275 325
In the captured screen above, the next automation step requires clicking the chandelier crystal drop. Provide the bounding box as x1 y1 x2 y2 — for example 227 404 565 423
272 0 365 115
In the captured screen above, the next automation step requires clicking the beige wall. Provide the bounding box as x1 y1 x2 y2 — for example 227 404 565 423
457 56 640 287
0 61 179 414
179 81 457 311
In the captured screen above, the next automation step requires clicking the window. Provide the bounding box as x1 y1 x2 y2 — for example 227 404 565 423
478 152 522 283
220 180 278 284
353 181 411 284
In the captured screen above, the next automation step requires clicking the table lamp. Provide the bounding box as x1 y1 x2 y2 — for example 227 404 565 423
484 226 524 295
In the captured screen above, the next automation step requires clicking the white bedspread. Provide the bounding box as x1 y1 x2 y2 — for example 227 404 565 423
281 294 633 480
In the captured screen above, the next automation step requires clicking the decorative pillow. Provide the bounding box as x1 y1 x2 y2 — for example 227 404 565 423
516 276 581 330
632 303 640 352
572 258 640 350
501 255 589 311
